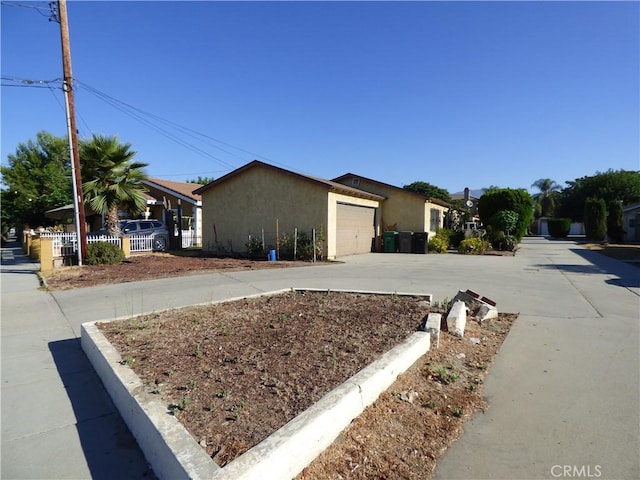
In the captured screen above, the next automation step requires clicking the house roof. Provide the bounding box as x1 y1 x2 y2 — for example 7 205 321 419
332 173 451 208
623 203 640 213
193 160 385 201
144 178 203 204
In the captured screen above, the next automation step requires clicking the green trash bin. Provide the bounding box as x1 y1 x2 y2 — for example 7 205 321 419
383 231 398 253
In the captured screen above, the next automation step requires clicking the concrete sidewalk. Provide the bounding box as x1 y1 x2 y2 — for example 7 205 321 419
2 236 639 479
1 237 154 480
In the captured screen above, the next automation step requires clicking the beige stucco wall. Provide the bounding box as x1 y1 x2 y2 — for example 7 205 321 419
200 166 329 254
424 201 449 238
335 176 450 238
336 177 426 232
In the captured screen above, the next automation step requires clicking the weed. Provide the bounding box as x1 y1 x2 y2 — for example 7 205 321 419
194 343 202 357
452 407 464 418
216 390 228 398
166 368 174 377
226 401 246 420
277 313 288 323
120 356 135 366
432 297 452 310
423 400 438 409
294 385 304 396
177 396 191 411
186 379 197 390
430 366 459 385
330 351 338 371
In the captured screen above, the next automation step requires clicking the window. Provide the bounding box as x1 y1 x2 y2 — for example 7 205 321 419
430 209 441 232
351 178 360 187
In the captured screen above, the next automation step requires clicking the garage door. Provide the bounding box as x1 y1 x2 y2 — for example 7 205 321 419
336 203 375 256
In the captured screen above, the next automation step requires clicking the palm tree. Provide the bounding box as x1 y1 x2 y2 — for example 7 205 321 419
531 178 562 217
80 135 149 236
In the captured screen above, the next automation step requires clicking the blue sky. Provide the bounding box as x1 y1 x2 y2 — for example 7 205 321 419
2 1 638 194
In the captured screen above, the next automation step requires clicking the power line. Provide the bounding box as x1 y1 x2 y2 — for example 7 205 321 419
74 79 239 170
1 1 57 20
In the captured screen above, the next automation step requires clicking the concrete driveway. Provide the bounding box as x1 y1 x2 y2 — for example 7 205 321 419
2 236 638 479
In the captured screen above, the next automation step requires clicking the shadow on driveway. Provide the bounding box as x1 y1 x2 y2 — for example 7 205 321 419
534 247 639 290
48 338 156 480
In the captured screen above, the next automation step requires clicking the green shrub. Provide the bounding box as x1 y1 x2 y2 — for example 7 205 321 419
246 236 264 259
547 218 572 238
490 210 519 234
458 237 489 255
477 188 534 240
607 200 624 243
85 241 125 265
584 197 607 241
428 234 448 253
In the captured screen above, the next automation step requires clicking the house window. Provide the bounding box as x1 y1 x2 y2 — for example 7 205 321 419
630 218 636 228
352 178 360 187
430 208 441 232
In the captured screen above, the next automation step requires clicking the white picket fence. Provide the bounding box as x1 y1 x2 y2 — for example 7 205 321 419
39 231 167 256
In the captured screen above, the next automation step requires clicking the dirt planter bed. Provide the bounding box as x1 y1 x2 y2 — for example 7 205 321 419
81 289 433 480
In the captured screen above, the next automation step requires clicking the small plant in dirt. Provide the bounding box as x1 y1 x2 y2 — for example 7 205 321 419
216 390 228 399
174 395 191 411
423 400 438 409
194 342 202 357
120 356 135 366
85 241 125 265
430 366 460 385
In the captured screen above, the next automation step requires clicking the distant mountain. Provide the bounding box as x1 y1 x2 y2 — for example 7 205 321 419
451 189 485 198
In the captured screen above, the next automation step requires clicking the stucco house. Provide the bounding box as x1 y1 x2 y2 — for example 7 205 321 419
332 173 450 238
622 203 640 242
193 161 383 259
143 178 203 245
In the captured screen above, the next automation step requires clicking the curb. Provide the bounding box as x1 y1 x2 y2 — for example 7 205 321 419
81 289 432 480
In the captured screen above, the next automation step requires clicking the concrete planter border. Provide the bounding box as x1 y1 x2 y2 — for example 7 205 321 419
81 288 432 480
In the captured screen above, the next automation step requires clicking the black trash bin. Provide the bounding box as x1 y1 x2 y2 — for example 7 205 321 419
398 231 413 253
413 232 428 254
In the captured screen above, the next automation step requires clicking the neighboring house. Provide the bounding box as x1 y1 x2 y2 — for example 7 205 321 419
332 173 450 238
450 187 480 217
142 178 203 242
44 178 203 243
622 203 640 242
193 161 383 259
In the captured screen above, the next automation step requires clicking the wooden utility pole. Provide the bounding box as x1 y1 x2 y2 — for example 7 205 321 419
58 0 87 265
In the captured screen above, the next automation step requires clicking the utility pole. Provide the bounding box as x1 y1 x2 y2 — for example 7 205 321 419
58 0 87 265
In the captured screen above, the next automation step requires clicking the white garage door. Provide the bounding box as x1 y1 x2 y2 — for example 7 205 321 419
336 203 375 256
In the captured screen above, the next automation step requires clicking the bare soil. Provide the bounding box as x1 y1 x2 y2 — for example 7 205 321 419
41 253 314 291
98 291 516 478
584 242 640 266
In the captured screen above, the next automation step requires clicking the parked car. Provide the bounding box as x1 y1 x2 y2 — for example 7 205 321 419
119 219 168 236
119 220 169 251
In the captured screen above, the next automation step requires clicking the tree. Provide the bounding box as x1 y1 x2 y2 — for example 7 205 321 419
583 197 607 241
402 181 451 203
186 176 215 185
1 131 72 230
531 178 562 217
80 135 148 236
607 200 624 243
556 170 640 221
477 188 534 241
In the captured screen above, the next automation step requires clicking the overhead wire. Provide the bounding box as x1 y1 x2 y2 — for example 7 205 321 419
74 79 239 170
